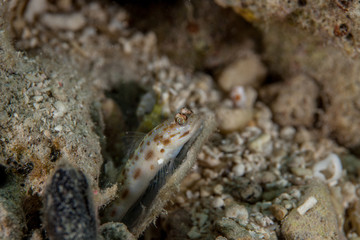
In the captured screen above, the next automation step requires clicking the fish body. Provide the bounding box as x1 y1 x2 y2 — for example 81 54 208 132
105 107 202 222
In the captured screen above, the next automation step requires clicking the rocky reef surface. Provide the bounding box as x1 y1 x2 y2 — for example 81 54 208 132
0 1 360 239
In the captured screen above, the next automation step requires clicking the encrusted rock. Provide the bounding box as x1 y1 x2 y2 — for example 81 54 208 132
281 180 340 240
270 74 318 127
215 218 254 240
0 166 25 240
100 222 135 240
44 162 97 240
218 53 267 91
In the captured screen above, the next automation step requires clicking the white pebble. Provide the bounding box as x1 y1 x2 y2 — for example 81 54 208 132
232 163 245 177
53 101 67 118
313 153 342 186
297 196 317 215
212 197 225 208
280 126 296 140
200 188 210 198
33 95 44 102
54 125 63 132
186 190 194 199
43 130 51 138
213 184 224 195
248 133 271 153
176 196 185 204
33 103 40 110
290 189 301 200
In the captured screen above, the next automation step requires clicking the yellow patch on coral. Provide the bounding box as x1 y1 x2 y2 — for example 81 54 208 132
233 7 257 22
137 104 166 133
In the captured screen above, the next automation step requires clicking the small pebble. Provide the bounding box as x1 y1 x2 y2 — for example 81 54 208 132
290 189 302 200
291 167 313 177
200 188 210 198
225 203 248 222
196 212 208 227
283 200 294 210
43 130 51 138
54 125 63 132
203 169 219 179
270 204 288 220
212 197 225 208
248 133 271 153
33 95 44 102
280 126 296 140
232 178 262 203
257 171 277 184
187 226 201 239
232 163 245 177
213 184 224 195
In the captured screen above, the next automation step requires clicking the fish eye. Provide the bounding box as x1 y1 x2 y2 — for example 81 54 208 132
180 107 193 116
175 113 187 125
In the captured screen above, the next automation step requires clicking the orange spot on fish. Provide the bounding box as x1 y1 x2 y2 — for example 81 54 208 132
162 139 171 146
121 189 129 199
179 130 190 138
154 134 162 142
145 150 154 160
133 168 141 179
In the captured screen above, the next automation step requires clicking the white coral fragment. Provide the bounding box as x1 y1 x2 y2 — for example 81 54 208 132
313 153 342 186
297 196 317 215
53 101 67 118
